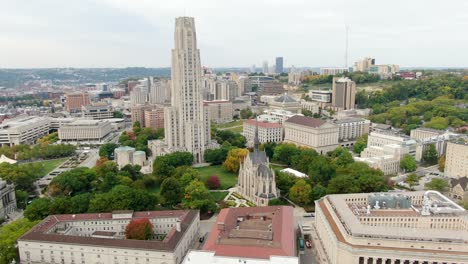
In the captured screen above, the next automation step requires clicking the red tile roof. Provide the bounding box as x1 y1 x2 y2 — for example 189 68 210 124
245 119 282 128
19 210 198 252
285 115 326 128
202 206 295 259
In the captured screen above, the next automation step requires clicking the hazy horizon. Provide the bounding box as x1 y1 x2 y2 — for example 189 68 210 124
2 0 468 68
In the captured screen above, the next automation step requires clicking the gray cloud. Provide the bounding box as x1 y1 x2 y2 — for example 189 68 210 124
1 0 467 68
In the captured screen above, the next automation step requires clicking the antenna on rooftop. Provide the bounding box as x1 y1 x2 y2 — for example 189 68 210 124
345 25 350 69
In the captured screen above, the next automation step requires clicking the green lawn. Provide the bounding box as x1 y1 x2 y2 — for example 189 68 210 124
216 120 243 129
195 165 238 190
209 191 229 202
25 158 69 177
226 125 243 133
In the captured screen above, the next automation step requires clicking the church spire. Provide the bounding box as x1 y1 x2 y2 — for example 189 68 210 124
254 116 259 152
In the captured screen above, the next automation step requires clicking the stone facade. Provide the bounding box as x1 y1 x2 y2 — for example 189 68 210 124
243 119 283 147
58 120 112 143
444 140 468 179
203 100 233 123
0 180 16 220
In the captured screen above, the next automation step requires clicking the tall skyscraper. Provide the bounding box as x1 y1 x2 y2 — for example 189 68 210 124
332 77 356 110
154 17 216 163
275 57 284 73
262 61 269 74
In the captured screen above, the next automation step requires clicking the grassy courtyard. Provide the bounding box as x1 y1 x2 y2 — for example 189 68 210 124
23 158 69 177
195 165 238 190
209 191 229 202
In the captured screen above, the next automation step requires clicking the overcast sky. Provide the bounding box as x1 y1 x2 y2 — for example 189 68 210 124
1 0 467 68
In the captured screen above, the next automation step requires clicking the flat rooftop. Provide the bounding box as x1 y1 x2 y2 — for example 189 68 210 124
19 210 198 252
203 206 295 259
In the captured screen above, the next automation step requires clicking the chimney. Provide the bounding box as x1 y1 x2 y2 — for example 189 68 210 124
217 222 225 231
176 220 181 232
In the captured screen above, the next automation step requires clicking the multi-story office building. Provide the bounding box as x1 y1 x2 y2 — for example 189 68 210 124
445 139 468 179
81 104 113 120
130 104 153 127
188 206 298 264
0 179 16 220
152 17 217 163
18 210 200 264
410 128 457 162
320 67 348 75
236 76 252 94
65 93 90 112
203 100 233 124
148 80 168 104
257 81 284 95
0 117 50 146
300 100 320 115
243 119 283 147
130 86 148 106
314 191 468 264
144 106 165 130
275 57 284 73
58 120 112 144
309 89 332 103
283 116 339 154
357 130 417 175
262 61 269 74
353 57 375 72
332 77 356 110
369 64 400 79
335 118 370 146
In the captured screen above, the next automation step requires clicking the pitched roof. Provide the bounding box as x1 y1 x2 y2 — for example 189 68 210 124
245 119 282 128
285 115 326 128
450 177 468 190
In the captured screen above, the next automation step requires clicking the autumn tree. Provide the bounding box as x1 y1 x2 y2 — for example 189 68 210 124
182 180 216 213
289 179 312 206
125 218 154 240
438 155 446 172
207 175 221 189
223 148 249 173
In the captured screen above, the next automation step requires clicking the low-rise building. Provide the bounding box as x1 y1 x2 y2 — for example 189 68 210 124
58 120 112 144
18 210 200 264
449 177 468 201
445 139 468 179
0 179 16 220
0 116 50 146
114 146 147 169
283 116 339 154
203 100 233 123
309 89 332 103
268 93 301 113
243 119 283 147
300 100 320 115
319 67 348 75
194 206 297 264
334 118 370 147
314 191 468 264
81 104 114 120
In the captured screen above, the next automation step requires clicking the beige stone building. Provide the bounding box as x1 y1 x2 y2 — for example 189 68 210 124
314 191 468 264
243 119 283 147
81 104 113 120
445 140 468 179
334 118 370 147
238 132 278 206
131 104 152 127
0 117 50 146
283 116 339 154
0 179 16 220
449 177 468 201
332 77 356 111
18 210 200 264
203 100 233 123
58 120 112 144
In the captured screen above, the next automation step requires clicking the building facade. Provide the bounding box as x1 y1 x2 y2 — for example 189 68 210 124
445 140 468 179
0 179 16 220
144 106 165 130
18 210 200 264
203 100 233 123
332 77 356 110
82 104 114 120
58 120 112 144
283 116 339 154
320 67 348 75
153 17 216 163
243 119 283 147
314 191 468 264
0 117 50 146
335 118 370 146
65 93 90 112
238 131 278 206
449 177 468 201
275 57 284 73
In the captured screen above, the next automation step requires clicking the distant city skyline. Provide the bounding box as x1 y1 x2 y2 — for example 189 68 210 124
1 0 468 68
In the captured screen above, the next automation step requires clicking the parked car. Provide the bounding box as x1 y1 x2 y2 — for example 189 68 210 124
305 240 312 249
303 213 315 217
199 236 205 243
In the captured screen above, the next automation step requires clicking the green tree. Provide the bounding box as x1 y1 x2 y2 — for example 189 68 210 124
15 190 28 210
153 152 194 181
99 143 118 159
424 117 449 130
405 173 419 189
24 198 51 221
160 177 182 207
353 134 368 154
240 108 254 119
400 154 417 172
0 218 40 264
289 179 312 206
275 171 298 194
88 185 157 213
260 142 277 159
327 175 359 194
113 111 124 118
273 143 301 165
425 178 448 192
307 155 336 185
291 148 318 173
48 167 96 197
422 144 438 165
204 146 233 165
328 147 354 168
310 184 327 201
